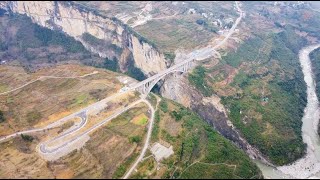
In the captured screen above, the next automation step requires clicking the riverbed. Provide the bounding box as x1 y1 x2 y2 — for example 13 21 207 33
256 44 320 179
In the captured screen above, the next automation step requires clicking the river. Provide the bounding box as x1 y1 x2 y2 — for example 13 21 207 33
255 44 320 179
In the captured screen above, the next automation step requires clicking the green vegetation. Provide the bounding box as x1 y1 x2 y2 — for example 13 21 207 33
124 57 147 81
81 32 122 55
58 121 75 134
112 153 139 179
103 57 119 72
0 8 6 16
110 17 159 51
0 110 5 123
21 134 34 142
136 117 148 126
180 163 234 179
62 2 157 51
69 94 89 108
223 36 265 68
130 157 155 179
82 32 101 45
134 15 216 52
309 47 320 135
310 48 320 99
151 110 160 142
164 52 176 63
0 13 97 69
0 84 8 93
126 66 146 81
145 98 263 179
129 136 142 143
188 66 213 97
218 27 308 165
147 93 157 108
159 100 169 113
196 19 218 33
170 107 190 121
33 23 86 53
26 111 42 124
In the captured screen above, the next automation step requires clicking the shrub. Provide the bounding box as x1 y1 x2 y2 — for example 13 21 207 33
26 111 42 124
0 111 5 123
159 100 168 113
21 134 34 142
103 57 119 72
129 136 142 143
34 23 86 53
164 52 176 63
188 66 213 97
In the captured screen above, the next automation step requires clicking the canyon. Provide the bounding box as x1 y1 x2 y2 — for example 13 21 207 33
0 1 271 165
0 1 169 76
1 1 320 179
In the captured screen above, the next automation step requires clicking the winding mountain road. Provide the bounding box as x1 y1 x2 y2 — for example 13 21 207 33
0 1 245 174
38 99 145 155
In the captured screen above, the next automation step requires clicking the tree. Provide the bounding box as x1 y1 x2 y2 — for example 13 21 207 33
196 19 205 25
129 136 141 143
0 110 5 123
21 134 34 142
103 57 119 72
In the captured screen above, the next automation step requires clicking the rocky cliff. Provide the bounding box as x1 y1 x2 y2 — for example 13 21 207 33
0 1 168 76
161 74 274 166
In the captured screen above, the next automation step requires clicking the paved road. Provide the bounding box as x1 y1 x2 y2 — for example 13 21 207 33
123 96 160 179
128 1 244 92
0 111 87 144
0 71 98 96
39 111 87 153
0 127 47 143
0 71 98 95
122 2 244 178
39 99 144 154
213 1 244 50
48 111 87 143
0 0 244 164
0 85 126 143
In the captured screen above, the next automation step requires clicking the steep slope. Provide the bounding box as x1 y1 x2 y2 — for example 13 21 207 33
161 2 320 166
309 47 320 136
0 63 262 178
0 11 101 71
0 64 123 135
130 97 263 179
0 1 169 76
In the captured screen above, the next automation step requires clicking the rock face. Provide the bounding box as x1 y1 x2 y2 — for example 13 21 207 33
161 74 273 166
0 1 168 76
0 0 270 166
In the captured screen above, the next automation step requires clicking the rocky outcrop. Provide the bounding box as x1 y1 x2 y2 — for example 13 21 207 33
130 35 168 75
0 1 168 76
161 74 273 166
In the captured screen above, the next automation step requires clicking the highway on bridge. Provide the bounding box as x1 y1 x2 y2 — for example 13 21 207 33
0 1 244 178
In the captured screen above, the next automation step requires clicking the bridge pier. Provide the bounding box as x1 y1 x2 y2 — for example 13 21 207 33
133 59 196 96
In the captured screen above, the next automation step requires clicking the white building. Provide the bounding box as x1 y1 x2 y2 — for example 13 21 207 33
202 13 208 18
188 8 196 14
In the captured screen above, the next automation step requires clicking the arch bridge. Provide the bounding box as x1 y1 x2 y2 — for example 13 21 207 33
128 59 195 97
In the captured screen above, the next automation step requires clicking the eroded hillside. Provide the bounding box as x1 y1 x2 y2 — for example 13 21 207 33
2 1 320 179
0 63 263 179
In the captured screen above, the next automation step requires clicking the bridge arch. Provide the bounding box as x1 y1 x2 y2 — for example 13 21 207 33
130 59 196 97
137 69 185 97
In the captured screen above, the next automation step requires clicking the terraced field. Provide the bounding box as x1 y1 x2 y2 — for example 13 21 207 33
0 64 121 136
0 104 149 178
